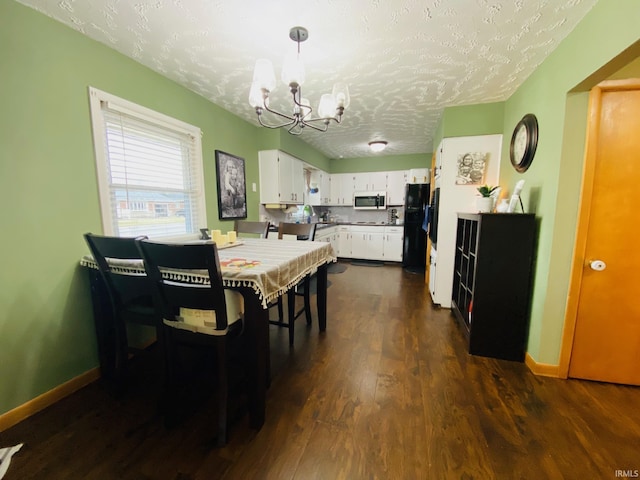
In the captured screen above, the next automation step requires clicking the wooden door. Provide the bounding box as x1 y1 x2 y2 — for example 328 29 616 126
568 79 640 385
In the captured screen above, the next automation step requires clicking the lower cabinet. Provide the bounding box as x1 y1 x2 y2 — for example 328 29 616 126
451 213 536 362
317 224 404 262
351 226 384 260
337 226 351 257
315 226 338 254
383 226 403 262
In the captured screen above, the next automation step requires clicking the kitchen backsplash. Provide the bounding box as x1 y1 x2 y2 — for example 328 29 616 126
259 205 403 225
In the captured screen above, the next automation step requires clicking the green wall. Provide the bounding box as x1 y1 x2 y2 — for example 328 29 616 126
256 128 332 172
432 101 505 150
427 3 639 366
0 0 329 418
442 102 505 138
497 0 640 364
329 153 429 174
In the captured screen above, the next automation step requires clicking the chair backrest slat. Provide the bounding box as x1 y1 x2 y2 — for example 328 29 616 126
277 222 316 241
234 220 269 238
136 240 229 330
84 233 151 307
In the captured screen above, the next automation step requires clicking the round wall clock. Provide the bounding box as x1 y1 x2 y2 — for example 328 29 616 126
510 113 538 173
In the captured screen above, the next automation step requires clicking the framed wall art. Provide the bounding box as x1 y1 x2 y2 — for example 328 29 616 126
455 151 488 185
215 150 247 220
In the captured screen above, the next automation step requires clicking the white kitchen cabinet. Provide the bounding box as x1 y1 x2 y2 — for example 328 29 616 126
319 224 403 262
315 225 334 243
258 150 304 205
353 171 387 192
408 168 430 184
386 170 409 206
330 173 355 205
329 229 339 254
337 225 352 257
320 171 331 205
287 154 304 203
350 226 384 260
308 169 331 206
316 226 339 255
353 173 366 192
370 171 387 191
383 226 404 262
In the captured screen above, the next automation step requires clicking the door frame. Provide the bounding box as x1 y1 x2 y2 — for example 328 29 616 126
557 78 640 378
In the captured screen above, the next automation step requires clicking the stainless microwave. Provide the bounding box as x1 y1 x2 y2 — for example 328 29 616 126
353 191 387 210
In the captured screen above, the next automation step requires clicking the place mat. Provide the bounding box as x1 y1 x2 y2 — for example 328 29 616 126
220 258 261 270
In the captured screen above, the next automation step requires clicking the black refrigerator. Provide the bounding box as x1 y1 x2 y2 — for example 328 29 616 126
402 183 430 272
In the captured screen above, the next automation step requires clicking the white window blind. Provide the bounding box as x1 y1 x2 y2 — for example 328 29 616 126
89 87 206 238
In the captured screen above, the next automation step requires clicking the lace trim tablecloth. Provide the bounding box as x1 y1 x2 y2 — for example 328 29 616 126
80 238 336 309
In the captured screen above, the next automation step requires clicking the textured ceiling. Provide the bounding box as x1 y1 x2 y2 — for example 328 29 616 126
17 0 597 159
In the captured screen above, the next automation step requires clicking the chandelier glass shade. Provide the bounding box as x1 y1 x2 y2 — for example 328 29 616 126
249 27 349 135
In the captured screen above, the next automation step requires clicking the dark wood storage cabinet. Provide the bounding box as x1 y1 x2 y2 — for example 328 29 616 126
451 213 536 361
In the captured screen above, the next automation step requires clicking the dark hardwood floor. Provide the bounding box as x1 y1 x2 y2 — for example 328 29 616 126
3 261 639 479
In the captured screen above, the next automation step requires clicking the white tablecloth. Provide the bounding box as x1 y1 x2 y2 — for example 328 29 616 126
80 238 336 308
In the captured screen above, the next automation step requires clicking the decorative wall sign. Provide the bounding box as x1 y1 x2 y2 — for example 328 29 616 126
215 150 247 220
455 152 488 185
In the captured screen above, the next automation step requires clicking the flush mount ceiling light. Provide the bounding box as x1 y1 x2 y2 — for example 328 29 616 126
249 26 350 135
368 141 388 153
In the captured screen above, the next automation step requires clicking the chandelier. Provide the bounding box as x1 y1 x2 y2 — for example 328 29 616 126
249 26 350 135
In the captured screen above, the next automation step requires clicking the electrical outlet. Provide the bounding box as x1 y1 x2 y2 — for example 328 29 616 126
252 182 257 192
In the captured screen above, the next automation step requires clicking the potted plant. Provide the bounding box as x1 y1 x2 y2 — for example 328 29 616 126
476 184 499 212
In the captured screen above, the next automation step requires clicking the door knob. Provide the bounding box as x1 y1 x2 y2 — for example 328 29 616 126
589 260 606 271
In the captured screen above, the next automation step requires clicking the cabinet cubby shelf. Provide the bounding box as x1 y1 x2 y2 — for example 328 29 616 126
451 213 536 362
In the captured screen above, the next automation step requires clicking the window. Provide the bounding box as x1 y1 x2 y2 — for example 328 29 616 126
88 87 206 238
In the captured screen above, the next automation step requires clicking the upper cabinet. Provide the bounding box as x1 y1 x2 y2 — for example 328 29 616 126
386 170 409 205
258 157 426 208
327 170 412 206
258 150 304 204
408 168 430 184
353 172 387 192
307 169 331 206
330 173 355 205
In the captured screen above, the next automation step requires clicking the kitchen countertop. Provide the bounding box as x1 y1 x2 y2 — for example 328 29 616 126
268 221 404 233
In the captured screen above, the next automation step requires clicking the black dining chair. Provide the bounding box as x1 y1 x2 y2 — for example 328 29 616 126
234 220 270 239
135 239 245 447
268 222 317 346
83 233 157 391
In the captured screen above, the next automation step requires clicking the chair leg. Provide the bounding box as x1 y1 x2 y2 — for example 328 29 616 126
287 289 296 346
303 276 312 325
162 330 180 428
277 297 284 322
216 337 228 447
113 320 129 392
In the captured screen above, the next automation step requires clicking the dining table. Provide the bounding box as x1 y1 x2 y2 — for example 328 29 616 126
80 236 337 431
